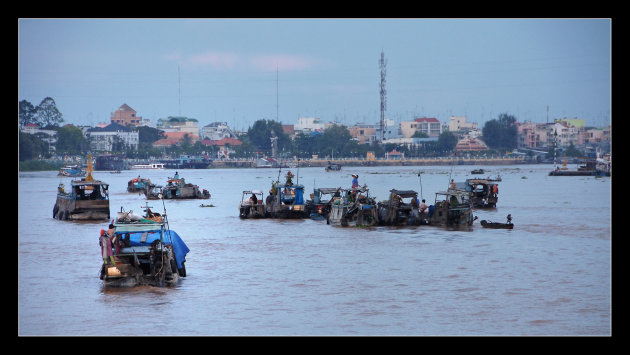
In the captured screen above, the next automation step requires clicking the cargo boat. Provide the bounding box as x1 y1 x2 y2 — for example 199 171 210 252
99 206 189 287
53 155 110 221
327 186 379 227
144 173 210 200
239 190 266 218
377 189 427 226
427 190 475 228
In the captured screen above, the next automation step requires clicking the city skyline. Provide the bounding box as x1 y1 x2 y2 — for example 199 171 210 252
18 18 612 131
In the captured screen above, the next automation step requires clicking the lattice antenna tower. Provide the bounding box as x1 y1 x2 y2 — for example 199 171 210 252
379 50 387 142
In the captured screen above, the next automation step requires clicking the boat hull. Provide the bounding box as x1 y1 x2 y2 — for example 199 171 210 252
480 220 514 229
54 196 110 220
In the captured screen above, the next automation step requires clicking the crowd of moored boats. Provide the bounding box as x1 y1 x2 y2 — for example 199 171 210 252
54 155 563 288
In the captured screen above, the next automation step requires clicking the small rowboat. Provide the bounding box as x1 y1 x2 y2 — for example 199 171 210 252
480 220 514 229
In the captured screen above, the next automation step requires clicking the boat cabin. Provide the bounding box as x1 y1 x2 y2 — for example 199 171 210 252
377 189 426 226
239 190 266 218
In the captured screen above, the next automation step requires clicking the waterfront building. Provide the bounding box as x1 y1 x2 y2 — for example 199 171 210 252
87 123 139 152
400 117 442 138
201 122 235 140
110 104 143 126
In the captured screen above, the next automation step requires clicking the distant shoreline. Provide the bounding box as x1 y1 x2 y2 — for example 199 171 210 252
212 157 529 169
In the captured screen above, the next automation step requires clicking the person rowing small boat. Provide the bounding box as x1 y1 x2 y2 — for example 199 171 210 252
480 214 514 229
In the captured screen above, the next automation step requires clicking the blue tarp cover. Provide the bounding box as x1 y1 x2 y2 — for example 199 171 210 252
117 229 190 269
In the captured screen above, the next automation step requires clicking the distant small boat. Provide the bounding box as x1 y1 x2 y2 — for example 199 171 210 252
480 220 514 229
58 165 86 177
325 161 342 172
480 215 514 229
471 169 484 174
130 163 164 169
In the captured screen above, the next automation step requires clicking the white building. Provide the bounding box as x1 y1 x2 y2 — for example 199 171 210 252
449 116 478 132
294 117 332 133
201 122 234 140
87 123 139 152
21 123 57 153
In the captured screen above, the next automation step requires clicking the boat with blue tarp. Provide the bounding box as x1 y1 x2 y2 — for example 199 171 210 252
58 164 86 177
99 204 190 287
265 170 308 218
127 176 152 193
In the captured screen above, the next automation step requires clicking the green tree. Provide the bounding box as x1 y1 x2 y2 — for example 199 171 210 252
19 131 48 161
247 119 290 154
56 125 89 155
437 131 458 152
411 131 429 138
34 97 64 128
317 124 352 157
19 100 37 128
482 113 517 150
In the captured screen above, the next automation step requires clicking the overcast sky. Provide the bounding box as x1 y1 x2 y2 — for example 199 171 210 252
18 18 612 131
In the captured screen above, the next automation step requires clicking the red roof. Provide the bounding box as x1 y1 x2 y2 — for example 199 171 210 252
201 137 242 146
414 117 440 123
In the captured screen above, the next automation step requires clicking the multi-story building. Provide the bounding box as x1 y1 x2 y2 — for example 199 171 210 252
449 116 477 132
584 126 611 144
201 122 235 140
348 123 377 144
400 117 442 138
157 116 200 136
87 122 139 152
517 121 549 149
294 117 332 134
110 104 143 126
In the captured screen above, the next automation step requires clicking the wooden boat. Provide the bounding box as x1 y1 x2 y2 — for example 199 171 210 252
239 190 266 218
464 178 499 208
427 190 475 228
265 183 308 218
53 155 110 221
377 189 427 226
100 204 189 287
327 186 379 227
325 161 342 171
127 176 152 192
471 168 484 174
144 173 210 200
480 220 514 229
305 187 341 220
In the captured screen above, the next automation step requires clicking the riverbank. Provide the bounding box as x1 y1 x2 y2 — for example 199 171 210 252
213 157 528 168
19 156 529 171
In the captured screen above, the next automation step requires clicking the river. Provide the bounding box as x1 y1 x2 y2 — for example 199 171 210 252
18 164 611 336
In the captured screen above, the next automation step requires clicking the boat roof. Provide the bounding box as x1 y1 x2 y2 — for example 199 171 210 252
277 184 304 189
435 190 470 196
466 179 497 184
390 189 418 198
316 187 342 194
71 180 108 186
242 190 263 195
113 221 165 233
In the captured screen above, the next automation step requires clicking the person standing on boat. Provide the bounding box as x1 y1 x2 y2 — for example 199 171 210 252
449 179 457 190
250 193 258 205
351 174 359 189
174 171 180 180
99 229 115 266
419 199 428 214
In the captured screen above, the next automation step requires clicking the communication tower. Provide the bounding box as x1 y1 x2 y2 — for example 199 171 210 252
379 51 387 142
